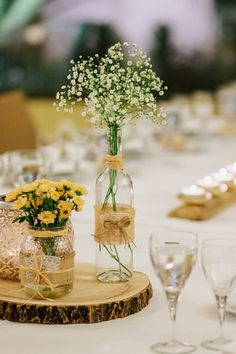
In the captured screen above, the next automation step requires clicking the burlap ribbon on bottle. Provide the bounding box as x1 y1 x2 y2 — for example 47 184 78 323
94 204 135 245
19 252 75 300
105 154 124 169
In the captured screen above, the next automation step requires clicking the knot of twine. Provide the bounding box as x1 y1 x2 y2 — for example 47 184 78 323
20 253 74 300
105 154 124 169
102 215 131 244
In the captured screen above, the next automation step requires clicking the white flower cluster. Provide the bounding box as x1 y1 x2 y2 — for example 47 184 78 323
54 42 167 128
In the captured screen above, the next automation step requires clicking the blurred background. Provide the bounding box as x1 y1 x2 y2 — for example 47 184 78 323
1 0 236 96
0 0 236 187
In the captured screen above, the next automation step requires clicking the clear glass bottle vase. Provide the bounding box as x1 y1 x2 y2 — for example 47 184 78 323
95 126 134 283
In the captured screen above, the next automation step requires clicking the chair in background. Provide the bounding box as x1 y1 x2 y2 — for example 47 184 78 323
0 90 36 154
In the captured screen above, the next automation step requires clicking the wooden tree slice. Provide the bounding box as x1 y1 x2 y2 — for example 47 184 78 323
0 263 152 324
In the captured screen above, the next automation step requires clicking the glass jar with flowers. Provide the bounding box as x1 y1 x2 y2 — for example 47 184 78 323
55 42 166 282
6 179 87 299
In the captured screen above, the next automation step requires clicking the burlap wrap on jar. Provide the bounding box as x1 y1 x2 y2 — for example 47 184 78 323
19 227 75 299
19 253 75 296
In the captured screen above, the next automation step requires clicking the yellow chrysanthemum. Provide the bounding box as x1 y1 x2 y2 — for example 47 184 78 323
38 183 51 194
38 211 56 224
35 197 43 207
59 209 72 219
58 200 73 211
28 194 35 205
52 181 64 191
58 201 73 219
6 178 86 227
48 188 60 201
35 179 49 186
60 179 74 189
31 180 39 188
21 183 35 193
73 196 85 207
6 188 21 202
73 185 88 195
66 190 75 198
13 197 29 209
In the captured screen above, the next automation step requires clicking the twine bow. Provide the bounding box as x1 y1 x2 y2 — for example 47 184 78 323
19 253 74 300
103 215 131 244
94 204 135 244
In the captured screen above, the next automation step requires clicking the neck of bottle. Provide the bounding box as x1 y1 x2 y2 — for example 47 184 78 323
107 126 122 156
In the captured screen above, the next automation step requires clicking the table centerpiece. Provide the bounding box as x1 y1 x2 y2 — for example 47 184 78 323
6 179 87 299
55 42 166 283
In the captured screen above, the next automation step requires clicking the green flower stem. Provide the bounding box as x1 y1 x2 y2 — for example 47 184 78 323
100 125 132 280
102 125 119 211
114 243 122 278
39 237 56 257
102 244 132 276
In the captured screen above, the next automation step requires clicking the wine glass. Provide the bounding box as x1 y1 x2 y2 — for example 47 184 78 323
37 133 61 178
149 229 198 354
8 150 43 187
201 239 236 350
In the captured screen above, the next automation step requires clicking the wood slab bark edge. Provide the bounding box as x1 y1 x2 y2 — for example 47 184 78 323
0 263 153 324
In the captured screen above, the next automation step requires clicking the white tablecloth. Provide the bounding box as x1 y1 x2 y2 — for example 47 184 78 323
1 137 236 354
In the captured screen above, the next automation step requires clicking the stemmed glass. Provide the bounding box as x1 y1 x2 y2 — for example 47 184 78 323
201 239 236 351
8 150 43 187
149 230 198 354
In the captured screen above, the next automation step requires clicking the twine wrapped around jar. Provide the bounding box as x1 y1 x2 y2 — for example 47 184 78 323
19 227 75 299
19 252 75 300
28 228 66 238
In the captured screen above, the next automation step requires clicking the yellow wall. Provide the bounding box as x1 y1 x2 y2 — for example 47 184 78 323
27 99 89 134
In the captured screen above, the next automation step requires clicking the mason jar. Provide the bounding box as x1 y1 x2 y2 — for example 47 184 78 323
20 225 75 299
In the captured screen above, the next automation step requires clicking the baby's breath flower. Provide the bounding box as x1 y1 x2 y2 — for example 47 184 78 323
54 42 166 128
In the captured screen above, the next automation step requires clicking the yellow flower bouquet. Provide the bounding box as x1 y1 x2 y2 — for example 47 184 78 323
6 179 87 299
6 179 87 229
